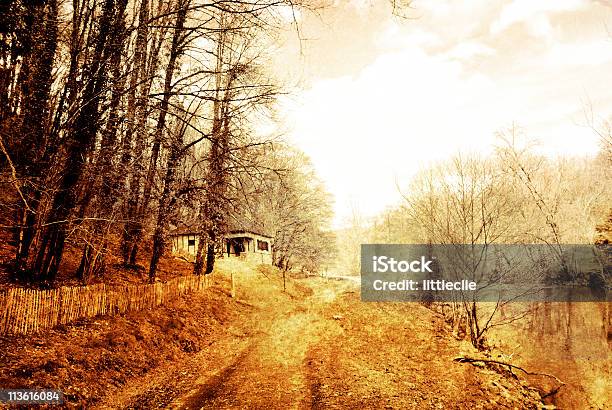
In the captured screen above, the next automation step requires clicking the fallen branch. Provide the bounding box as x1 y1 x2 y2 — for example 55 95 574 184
175 255 194 264
454 356 565 387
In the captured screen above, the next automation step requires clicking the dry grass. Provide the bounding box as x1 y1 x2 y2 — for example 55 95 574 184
0 273 245 407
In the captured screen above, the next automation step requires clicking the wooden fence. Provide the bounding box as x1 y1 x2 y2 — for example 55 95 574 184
0 275 209 335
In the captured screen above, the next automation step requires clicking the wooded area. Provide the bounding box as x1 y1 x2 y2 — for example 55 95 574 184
341 126 612 348
0 0 335 286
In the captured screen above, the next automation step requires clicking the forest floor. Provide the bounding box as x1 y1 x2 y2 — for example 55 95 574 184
0 259 552 409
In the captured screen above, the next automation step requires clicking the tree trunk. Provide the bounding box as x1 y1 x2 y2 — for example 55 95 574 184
76 0 129 282
131 1 188 270
121 0 150 266
193 236 206 275
31 0 115 282
11 0 58 279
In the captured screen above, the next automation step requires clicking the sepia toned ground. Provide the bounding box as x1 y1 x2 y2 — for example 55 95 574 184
1 260 553 409
91 271 544 409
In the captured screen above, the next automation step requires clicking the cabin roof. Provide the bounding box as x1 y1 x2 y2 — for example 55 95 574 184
226 230 273 239
169 228 272 240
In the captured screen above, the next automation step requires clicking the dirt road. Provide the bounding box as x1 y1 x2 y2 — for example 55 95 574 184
92 270 541 410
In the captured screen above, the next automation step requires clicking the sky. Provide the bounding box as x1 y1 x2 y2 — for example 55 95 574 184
271 0 612 227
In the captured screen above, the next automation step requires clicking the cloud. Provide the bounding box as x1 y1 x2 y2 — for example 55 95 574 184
376 25 443 50
545 40 612 67
285 48 502 222
276 0 611 226
445 42 496 60
491 0 586 35
283 36 606 224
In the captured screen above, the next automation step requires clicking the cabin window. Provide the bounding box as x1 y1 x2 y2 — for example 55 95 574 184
188 238 196 247
257 240 269 251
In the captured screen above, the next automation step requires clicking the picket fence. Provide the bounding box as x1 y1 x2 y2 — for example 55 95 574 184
0 275 209 335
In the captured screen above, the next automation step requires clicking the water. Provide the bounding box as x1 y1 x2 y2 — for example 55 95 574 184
492 300 610 408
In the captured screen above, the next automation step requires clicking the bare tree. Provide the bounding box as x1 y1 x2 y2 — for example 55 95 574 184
0 0 325 287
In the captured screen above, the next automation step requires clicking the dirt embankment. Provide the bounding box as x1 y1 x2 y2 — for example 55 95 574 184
0 273 251 408
1 262 547 409
302 293 544 409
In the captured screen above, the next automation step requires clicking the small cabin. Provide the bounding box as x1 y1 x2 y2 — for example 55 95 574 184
225 230 273 265
170 229 273 265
